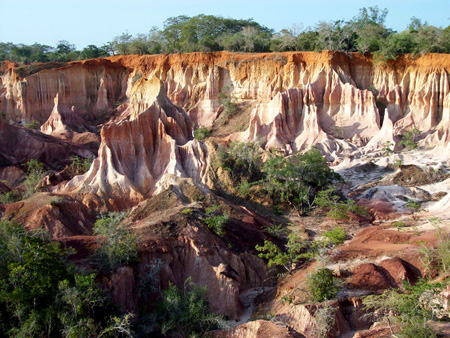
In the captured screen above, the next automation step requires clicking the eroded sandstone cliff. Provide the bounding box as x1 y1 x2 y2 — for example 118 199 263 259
2 51 449 209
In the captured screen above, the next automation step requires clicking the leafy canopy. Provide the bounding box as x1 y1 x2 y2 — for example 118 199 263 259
263 147 341 212
157 278 226 337
93 212 138 270
0 220 131 338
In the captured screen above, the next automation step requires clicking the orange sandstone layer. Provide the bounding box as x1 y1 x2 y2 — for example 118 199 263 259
1 51 450 207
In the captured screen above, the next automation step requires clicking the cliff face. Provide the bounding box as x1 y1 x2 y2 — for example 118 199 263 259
3 52 449 135
1 51 450 207
61 76 208 209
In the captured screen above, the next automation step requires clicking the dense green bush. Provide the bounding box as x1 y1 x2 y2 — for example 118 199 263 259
321 227 347 246
23 119 40 129
193 127 211 141
218 91 239 117
314 188 367 220
397 322 437 338
313 303 338 338
203 205 228 236
0 190 21 205
217 144 340 214
0 159 51 203
263 148 340 212
363 279 445 337
420 227 450 275
306 268 340 302
67 156 93 177
399 128 421 150
22 159 47 199
263 224 290 238
0 220 131 338
255 233 312 273
93 212 138 270
217 141 263 184
405 199 421 214
157 278 226 337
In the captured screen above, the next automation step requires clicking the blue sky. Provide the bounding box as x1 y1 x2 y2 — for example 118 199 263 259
1 0 449 49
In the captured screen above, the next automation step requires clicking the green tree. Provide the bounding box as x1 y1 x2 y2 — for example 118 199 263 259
399 128 421 150
306 268 340 302
67 156 93 177
315 20 356 52
80 45 109 59
0 223 70 337
50 40 78 61
363 279 443 337
57 273 113 338
157 278 226 337
128 34 152 55
297 29 319 51
270 26 300 52
351 6 391 53
255 233 312 273
193 127 210 140
162 15 191 53
0 220 133 338
93 212 138 270
22 159 47 199
109 32 133 55
0 42 14 61
217 141 263 185
443 25 450 53
263 148 340 212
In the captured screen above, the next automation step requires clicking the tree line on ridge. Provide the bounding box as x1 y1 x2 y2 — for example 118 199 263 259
1 6 450 64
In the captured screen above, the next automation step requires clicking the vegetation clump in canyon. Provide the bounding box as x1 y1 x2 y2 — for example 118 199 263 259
0 220 133 338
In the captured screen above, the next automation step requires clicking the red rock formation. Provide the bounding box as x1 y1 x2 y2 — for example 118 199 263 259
60 77 207 209
104 266 137 314
0 61 130 124
273 302 350 338
2 192 94 238
40 93 99 149
348 263 394 291
2 52 450 208
139 225 267 320
3 52 450 336
378 257 419 287
2 52 449 152
0 117 93 169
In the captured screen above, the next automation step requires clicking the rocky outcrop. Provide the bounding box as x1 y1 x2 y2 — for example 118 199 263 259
139 225 267 320
104 266 137 314
61 77 207 209
2 52 450 149
236 87 354 159
0 117 93 169
0 60 130 124
2 192 95 238
348 263 394 291
273 302 350 338
365 110 399 152
2 52 450 208
40 93 99 149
